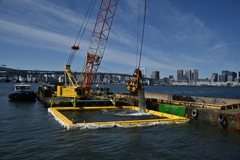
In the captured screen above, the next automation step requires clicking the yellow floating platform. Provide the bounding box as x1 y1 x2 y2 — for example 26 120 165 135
48 106 190 130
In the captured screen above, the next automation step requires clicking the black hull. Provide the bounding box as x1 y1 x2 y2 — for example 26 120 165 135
8 92 36 101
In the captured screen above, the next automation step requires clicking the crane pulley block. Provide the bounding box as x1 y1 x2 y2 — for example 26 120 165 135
71 45 80 50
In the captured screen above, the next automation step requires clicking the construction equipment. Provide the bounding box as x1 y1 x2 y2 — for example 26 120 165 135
126 0 146 94
57 0 118 98
58 0 96 98
126 69 144 94
83 0 118 93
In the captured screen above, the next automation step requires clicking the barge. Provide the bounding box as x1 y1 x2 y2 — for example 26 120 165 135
116 93 240 131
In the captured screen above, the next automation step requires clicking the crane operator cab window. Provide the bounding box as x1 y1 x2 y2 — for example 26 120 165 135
75 87 85 96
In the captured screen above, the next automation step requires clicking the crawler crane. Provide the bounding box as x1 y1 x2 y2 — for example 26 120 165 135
57 0 118 98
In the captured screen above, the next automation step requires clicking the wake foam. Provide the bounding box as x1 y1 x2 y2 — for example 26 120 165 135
114 110 151 117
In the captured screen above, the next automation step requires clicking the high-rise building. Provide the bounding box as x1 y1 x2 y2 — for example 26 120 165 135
228 75 233 82
177 70 183 81
151 71 159 80
219 75 225 82
194 69 199 80
180 74 188 82
228 72 237 81
222 70 229 82
169 75 174 79
211 73 218 82
185 70 192 82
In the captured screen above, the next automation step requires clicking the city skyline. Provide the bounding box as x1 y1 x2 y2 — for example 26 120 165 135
1 63 239 81
1 0 240 78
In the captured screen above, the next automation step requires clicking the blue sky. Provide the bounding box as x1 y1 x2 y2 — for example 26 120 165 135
0 0 240 79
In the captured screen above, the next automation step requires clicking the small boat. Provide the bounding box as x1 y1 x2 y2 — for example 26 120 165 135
37 84 56 98
95 85 113 95
8 83 36 101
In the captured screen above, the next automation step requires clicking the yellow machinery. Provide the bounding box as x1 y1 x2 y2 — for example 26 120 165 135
56 64 86 98
126 69 144 94
62 65 86 98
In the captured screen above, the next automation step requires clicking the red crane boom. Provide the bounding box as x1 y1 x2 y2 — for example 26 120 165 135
83 0 118 93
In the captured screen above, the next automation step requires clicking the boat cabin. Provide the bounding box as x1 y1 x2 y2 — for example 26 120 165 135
15 83 31 91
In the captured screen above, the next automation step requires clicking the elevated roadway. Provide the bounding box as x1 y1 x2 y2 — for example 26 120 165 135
0 66 152 83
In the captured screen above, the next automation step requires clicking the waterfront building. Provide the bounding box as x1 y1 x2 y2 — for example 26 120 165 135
151 71 159 80
194 69 198 80
112 76 119 83
96 74 104 82
104 74 112 80
163 77 168 82
228 72 237 81
211 73 218 82
191 73 194 80
125 76 130 81
120 76 125 81
228 75 233 82
177 70 183 81
169 75 174 79
222 70 229 82
185 70 192 82
103 77 108 83
234 77 238 82
179 74 188 82
219 75 225 82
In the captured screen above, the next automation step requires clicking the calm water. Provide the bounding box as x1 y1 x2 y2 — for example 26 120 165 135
1 83 240 160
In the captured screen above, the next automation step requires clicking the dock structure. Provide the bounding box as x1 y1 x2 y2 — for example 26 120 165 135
115 93 240 131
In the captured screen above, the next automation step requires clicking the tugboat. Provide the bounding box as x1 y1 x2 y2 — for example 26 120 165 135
8 83 36 101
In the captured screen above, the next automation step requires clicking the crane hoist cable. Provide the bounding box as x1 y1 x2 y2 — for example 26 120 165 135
77 0 97 47
72 0 97 75
126 0 146 94
138 0 146 69
66 0 96 66
136 0 140 68
74 0 94 46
